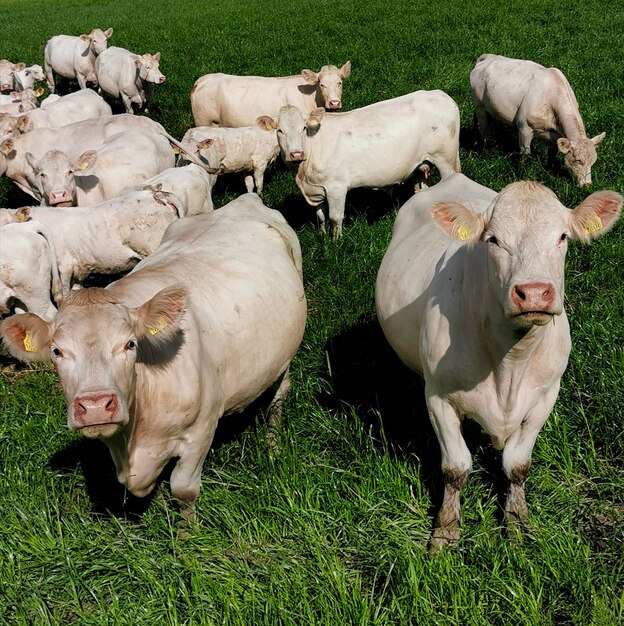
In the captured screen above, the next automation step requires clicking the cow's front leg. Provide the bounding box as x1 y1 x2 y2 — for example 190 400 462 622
244 173 255 193
76 72 88 90
315 204 327 235
121 92 135 114
517 122 534 156
170 444 213 525
426 391 472 553
325 186 347 240
502 384 559 531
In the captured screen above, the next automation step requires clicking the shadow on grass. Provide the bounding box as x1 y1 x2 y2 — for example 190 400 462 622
322 312 509 524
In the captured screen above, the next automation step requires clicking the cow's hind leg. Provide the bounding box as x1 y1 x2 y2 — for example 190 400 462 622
266 369 291 454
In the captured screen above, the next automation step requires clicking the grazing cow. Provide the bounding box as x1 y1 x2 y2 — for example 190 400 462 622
14 64 46 91
470 54 605 187
44 28 113 92
15 89 112 134
0 60 25 93
0 221 63 321
0 194 307 519
25 129 175 206
0 114 198 200
127 164 216 215
0 188 183 295
191 62 351 127
375 173 622 552
258 90 461 238
95 47 165 113
180 124 279 194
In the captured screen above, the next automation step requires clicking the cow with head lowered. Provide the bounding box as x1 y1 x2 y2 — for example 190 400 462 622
375 173 622 552
0 194 307 520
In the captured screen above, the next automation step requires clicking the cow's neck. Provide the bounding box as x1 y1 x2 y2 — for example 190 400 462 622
553 89 586 141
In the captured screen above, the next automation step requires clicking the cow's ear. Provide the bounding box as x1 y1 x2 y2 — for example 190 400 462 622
80 34 90 41
104 28 113 38
301 69 319 85
75 150 97 172
591 132 606 147
557 137 572 154
17 206 31 222
431 201 485 244
133 286 187 342
569 191 622 242
10 91 22 101
306 107 324 133
16 115 31 132
196 138 214 150
340 61 351 78
33 87 44 97
257 116 277 131
0 313 53 361
152 52 161 62
0 139 14 156
14 63 26 72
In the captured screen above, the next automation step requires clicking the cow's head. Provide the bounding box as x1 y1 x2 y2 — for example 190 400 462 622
0 113 18 141
0 60 25 93
0 286 187 439
432 181 622 330
258 105 324 164
14 64 45 91
25 149 94 207
557 133 605 188
301 61 351 110
81 28 113 56
135 53 166 85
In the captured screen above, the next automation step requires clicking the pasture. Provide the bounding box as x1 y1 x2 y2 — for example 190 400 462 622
1 0 623 623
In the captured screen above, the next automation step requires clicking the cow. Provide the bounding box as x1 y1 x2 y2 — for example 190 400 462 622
14 64 46 91
0 188 183 295
25 129 176 206
0 220 63 321
470 54 605 187
179 124 279 194
95 47 165 114
258 90 461 239
0 87 43 112
125 164 216 215
0 60 25 93
375 173 622 552
44 28 113 93
0 114 203 201
190 62 351 127
15 89 112 134
0 194 307 520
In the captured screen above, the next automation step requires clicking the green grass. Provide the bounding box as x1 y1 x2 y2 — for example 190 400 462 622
1 0 624 624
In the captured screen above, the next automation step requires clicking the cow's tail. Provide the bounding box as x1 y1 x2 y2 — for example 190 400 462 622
25 220 64 306
152 121 219 174
454 149 461 173
268 218 303 279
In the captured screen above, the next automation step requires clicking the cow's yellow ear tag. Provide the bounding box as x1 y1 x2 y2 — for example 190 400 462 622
172 146 180 154
307 117 320 128
457 225 471 241
78 160 90 171
148 317 168 336
23 331 36 352
18 209 28 222
584 214 603 235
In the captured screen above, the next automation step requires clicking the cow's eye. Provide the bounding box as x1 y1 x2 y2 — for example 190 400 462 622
276 128 283 134
486 235 499 246
40 172 47 178
51 346 63 358
124 340 136 351
560 233 568 242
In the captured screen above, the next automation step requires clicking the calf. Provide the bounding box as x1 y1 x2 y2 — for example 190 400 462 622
44 28 113 92
1 194 307 520
191 62 351 127
14 65 46 91
259 90 461 238
375 173 622 551
95 47 165 113
470 54 605 187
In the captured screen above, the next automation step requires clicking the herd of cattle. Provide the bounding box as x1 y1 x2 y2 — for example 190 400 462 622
0 27 621 552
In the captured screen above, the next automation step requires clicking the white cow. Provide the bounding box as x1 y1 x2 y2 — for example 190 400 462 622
0 221 63 320
0 87 43 113
25 129 175 206
470 54 605 187
375 173 622 552
14 64 46 91
127 164 216 215
0 60 25 93
15 89 112 134
95 47 165 113
0 194 307 519
0 114 196 200
44 28 113 92
0 188 183 295
258 90 461 238
190 62 351 127
180 125 278 194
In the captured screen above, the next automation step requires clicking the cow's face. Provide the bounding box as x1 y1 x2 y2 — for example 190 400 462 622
558 133 605 188
259 105 324 164
432 182 622 330
25 150 80 207
0 114 18 141
88 28 113 56
136 53 166 85
0 286 187 440
301 61 351 110
0 60 24 93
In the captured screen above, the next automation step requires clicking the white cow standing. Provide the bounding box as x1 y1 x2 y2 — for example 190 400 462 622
376 173 622 551
95 47 165 114
44 28 113 92
190 62 351 127
470 54 605 187
259 90 461 239
0 221 63 321
0 194 307 520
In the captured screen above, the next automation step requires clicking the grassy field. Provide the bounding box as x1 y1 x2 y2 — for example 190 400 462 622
1 0 623 624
